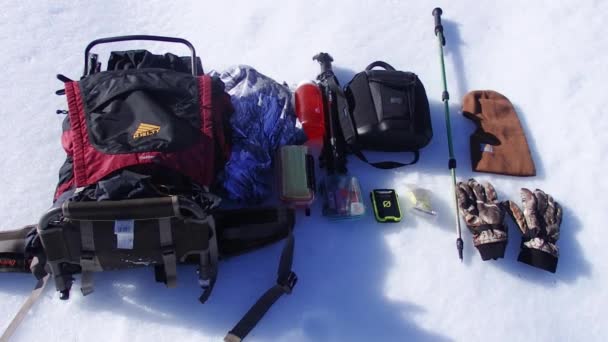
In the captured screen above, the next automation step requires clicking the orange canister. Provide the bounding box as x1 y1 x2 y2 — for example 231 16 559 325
294 81 325 140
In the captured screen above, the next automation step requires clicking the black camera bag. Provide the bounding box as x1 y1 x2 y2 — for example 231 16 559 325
339 61 433 168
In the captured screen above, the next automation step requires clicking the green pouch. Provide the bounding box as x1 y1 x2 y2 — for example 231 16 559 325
278 146 315 215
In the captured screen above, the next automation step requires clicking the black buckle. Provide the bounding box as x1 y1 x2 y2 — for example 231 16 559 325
80 250 95 261
278 271 297 294
198 278 215 304
161 244 175 256
59 288 71 300
58 274 74 300
199 287 211 304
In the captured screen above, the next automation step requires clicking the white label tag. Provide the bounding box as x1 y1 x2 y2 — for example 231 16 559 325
351 202 365 215
114 220 134 249
480 143 494 153
114 220 134 234
116 234 134 250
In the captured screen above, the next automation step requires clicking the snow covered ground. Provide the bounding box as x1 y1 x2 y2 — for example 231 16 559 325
1 1 607 341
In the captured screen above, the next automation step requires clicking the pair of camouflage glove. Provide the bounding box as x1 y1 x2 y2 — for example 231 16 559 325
457 179 562 273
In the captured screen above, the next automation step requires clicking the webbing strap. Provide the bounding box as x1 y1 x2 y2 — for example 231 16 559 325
198 250 212 303
199 217 219 303
0 274 50 342
159 218 177 288
225 229 296 341
79 221 96 296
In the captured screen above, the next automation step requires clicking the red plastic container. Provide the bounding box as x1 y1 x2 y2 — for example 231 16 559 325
295 81 325 140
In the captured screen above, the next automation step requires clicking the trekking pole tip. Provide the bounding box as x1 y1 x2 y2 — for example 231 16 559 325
456 237 464 261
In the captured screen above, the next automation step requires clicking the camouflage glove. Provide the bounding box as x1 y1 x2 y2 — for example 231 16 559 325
456 179 508 260
504 188 562 273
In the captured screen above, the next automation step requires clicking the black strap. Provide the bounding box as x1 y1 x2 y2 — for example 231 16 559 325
326 76 345 96
225 229 296 342
199 216 220 304
365 61 396 71
325 77 352 173
352 146 419 169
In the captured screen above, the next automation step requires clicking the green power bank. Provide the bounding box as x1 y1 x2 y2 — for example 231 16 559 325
370 189 402 223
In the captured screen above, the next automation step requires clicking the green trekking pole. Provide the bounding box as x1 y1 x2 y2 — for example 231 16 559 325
432 7 464 261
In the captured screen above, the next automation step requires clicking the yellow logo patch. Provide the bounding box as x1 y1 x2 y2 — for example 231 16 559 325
133 123 161 139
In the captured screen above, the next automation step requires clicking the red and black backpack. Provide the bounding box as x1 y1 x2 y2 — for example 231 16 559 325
55 37 232 201
0 36 297 342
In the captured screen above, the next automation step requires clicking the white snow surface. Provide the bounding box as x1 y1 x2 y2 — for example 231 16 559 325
1 1 607 341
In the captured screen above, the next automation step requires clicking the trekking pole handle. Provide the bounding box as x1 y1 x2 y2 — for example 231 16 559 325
83 35 199 77
432 8 446 45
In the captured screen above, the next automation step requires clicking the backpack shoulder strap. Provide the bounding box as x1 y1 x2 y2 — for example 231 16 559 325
225 226 296 342
215 207 294 256
214 207 297 342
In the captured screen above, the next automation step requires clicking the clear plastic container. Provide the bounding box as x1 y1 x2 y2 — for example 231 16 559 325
404 186 437 218
320 175 365 220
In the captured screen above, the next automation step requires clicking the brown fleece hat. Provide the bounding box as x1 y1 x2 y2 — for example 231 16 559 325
462 90 536 177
